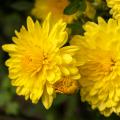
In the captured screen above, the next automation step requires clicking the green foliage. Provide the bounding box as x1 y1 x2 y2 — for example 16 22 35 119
64 0 86 15
0 76 19 115
0 91 11 106
3 13 21 37
5 102 19 115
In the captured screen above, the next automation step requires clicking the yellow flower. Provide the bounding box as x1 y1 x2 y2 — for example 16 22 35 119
31 0 79 23
54 74 80 94
106 0 120 20
84 1 96 19
2 13 79 109
70 17 120 116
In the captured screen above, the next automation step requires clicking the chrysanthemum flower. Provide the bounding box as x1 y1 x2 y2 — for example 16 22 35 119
54 74 80 94
106 0 120 20
2 13 80 109
31 0 79 24
70 17 120 116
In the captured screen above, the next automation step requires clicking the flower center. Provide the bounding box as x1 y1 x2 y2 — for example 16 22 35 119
54 77 79 94
21 51 50 76
79 51 118 80
92 51 117 74
99 57 116 74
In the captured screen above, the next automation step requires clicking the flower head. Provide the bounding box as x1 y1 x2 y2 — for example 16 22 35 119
106 0 120 20
54 74 80 94
31 0 79 23
2 13 79 109
71 17 120 116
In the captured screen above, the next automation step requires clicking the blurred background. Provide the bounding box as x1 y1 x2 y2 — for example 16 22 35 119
0 0 120 120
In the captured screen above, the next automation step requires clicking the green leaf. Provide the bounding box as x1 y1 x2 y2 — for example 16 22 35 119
78 0 86 12
1 76 11 90
64 0 79 15
6 102 19 115
64 0 86 15
68 21 84 35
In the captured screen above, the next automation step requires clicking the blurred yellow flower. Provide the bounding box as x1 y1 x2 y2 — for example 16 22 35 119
2 13 80 109
31 0 79 23
106 0 120 20
95 0 102 5
70 17 120 116
84 1 96 19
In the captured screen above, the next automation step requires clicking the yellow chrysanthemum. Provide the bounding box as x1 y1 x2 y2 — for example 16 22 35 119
31 0 79 23
70 17 120 116
106 0 120 20
54 74 80 94
2 13 80 109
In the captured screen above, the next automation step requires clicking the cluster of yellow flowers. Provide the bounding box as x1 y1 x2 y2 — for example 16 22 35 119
107 0 120 20
2 0 120 117
31 0 96 23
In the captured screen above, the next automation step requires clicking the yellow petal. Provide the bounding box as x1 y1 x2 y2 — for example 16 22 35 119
2 44 16 52
46 83 54 95
27 16 35 32
61 66 70 76
62 54 72 64
71 74 81 80
60 45 79 55
42 12 51 36
42 89 54 109
68 67 79 75
47 71 55 83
